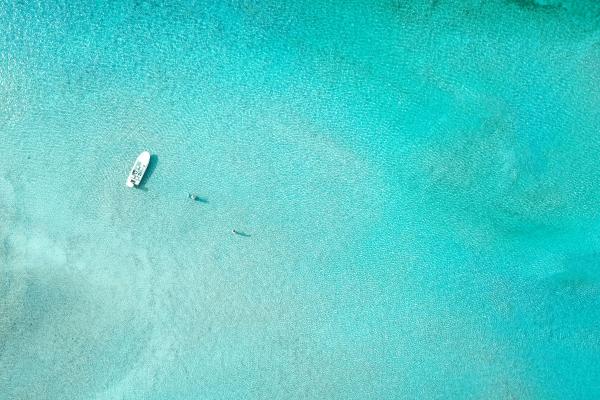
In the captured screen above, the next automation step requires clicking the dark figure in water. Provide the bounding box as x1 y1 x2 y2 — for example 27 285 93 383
188 193 198 201
232 229 250 237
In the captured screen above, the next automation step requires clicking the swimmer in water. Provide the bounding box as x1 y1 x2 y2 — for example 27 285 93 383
188 193 198 201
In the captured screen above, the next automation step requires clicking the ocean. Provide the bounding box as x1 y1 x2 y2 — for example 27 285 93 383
1 1 599 398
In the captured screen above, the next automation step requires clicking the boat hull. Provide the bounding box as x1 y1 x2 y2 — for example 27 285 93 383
126 151 151 188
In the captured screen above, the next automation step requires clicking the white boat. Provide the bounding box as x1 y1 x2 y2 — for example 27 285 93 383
126 151 151 188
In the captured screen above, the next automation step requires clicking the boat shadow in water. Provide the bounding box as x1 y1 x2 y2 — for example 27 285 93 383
139 154 158 188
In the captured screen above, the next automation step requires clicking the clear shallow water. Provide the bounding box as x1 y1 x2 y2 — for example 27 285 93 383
1 1 599 398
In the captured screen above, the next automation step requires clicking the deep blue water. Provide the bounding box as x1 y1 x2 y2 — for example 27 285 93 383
1 1 600 399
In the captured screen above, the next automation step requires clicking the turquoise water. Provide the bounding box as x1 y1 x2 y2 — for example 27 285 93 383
1 0 600 398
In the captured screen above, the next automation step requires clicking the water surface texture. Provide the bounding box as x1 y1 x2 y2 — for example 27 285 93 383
1 1 600 399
